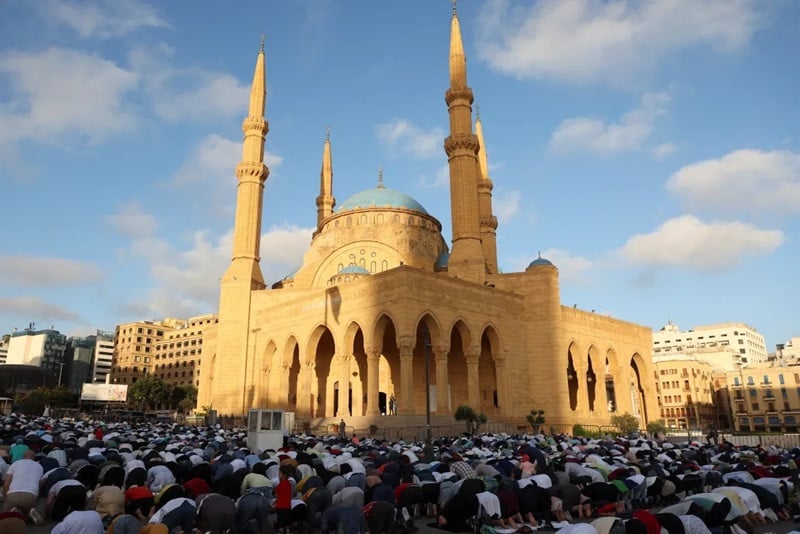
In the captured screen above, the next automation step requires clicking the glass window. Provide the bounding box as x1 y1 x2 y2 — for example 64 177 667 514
780 374 785 385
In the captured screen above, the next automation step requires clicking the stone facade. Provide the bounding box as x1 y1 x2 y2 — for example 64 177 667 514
201 9 658 429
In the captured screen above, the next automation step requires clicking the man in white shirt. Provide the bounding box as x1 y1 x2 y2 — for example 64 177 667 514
1 449 43 516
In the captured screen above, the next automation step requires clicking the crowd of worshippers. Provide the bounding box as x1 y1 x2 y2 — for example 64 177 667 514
0 413 799 534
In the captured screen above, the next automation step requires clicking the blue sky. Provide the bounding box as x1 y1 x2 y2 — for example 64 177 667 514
0 0 798 350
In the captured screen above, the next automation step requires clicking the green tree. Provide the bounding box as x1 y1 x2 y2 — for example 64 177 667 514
14 386 74 415
475 412 488 432
129 377 172 411
175 385 198 413
610 412 641 436
526 409 546 433
646 419 667 437
453 405 478 433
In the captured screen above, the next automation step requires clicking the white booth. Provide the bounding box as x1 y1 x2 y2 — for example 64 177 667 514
246 409 294 451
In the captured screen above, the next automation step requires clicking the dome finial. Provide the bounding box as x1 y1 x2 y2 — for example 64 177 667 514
377 168 385 189
538 251 541 259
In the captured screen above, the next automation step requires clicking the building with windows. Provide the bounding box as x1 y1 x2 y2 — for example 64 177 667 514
110 315 218 390
776 338 800 364
199 6 658 428
152 314 218 388
111 320 174 386
0 335 9 365
64 336 97 394
6 328 67 384
92 331 115 383
721 365 800 433
653 321 768 368
653 356 717 430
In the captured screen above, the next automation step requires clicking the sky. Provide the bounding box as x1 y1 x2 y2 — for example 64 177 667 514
0 0 798 351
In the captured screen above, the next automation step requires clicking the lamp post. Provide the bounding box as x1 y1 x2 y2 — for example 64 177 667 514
421 323 432 443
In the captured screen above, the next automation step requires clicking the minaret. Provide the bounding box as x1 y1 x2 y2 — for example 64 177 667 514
315 128 335 231
475 109 498 274
212 39 270 415
444 0 485 282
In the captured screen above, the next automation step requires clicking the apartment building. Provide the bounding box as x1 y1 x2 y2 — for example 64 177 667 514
111 320 176 385
152 314 218 388
721 364 800 433
776 338 800 364
653 321 768 368
653 356 716 430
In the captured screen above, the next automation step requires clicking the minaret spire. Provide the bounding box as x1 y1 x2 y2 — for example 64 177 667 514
212 39 270 417
315 127 335 231
444 1 486 282
475 111 498 274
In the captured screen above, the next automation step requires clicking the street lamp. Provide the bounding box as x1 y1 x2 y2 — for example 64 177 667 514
421 323 432 443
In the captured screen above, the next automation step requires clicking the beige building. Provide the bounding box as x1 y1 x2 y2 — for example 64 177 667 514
199 9 657 429
111 315 218 389
652 356 716 430
720 364 800 433
111 320 171 385
776 337 800 364
653 321 768 368
152 314 218 388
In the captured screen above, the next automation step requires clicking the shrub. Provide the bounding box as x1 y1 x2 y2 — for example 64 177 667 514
453 405 479 434
610 413 641 436
646 419 667 437
526 409 546 433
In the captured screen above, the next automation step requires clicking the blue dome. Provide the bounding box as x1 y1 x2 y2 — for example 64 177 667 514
339 265 370 275
435 251 450 270
336 187 428 215
528 257 554 268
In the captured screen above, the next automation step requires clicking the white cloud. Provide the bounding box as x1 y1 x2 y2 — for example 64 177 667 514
0 48 138 151
173 134 282 187
476 0 766 85
540 248 594 284
122 224 313 319
128 45 250 122
667 149 800 214
619 215 783 270
509 248 593 283
0 255 103 287
495 190 521 224
420 164 450 188
0 296 82 323
550 92 670 155
377 119 444 159
105 202 159 238
652 142 679 159
38 0 168 39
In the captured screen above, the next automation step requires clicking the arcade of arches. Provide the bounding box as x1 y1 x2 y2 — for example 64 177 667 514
250 314 505 419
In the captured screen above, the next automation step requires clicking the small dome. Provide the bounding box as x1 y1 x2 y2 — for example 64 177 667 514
339 265 371 275
527 256 554 268
435 251 450 270
336 187 428 215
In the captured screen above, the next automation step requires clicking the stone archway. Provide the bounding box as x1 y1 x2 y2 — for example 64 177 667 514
605 348 618 414
447 320 474 414
630 353 649 426
586 345 600 412
567 342 580 412
307 326 335 418
479 327 500 415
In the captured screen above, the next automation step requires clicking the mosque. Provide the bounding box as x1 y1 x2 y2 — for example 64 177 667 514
198 6 657 430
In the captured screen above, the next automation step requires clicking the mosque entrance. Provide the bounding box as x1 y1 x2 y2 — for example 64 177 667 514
379 392 387 415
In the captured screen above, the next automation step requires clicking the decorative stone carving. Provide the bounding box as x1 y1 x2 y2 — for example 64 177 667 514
444 133 479 154
445 87 474 105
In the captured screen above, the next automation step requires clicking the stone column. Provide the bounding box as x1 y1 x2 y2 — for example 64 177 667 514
494 353 509 415
465 350 481 409
337 353 351 417
298 361 315 417
366 347 380 416
433 345 450 415
398 337 415 415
